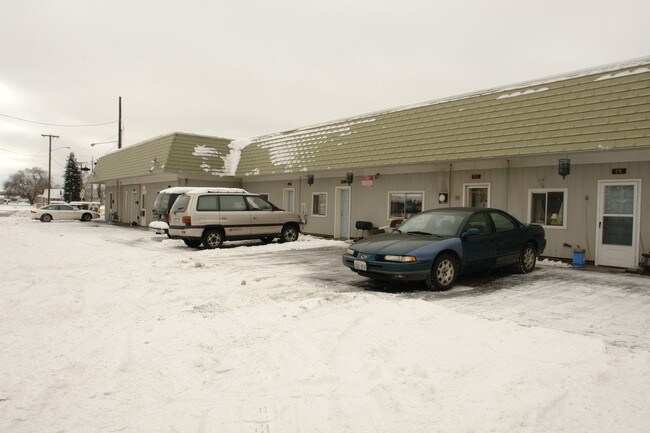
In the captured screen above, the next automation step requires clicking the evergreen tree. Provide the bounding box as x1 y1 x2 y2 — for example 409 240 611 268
63 152 83 202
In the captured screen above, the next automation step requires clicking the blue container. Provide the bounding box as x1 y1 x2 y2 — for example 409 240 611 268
573 249 586 267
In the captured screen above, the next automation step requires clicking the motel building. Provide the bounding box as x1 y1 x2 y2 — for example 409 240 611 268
91 57 650 269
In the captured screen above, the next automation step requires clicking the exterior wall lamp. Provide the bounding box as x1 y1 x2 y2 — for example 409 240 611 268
345 172 354 185
558 158 571 179
307 174 314 186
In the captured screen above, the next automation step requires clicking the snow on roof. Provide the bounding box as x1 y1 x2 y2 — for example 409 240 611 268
191 138 252 177
594 66 650 82
242 118 377 175
496 87 550 100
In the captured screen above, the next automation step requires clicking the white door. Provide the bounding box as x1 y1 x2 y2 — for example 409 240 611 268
463 183 490 207
595 180 641 268
335 187 351 239
283 188 295 213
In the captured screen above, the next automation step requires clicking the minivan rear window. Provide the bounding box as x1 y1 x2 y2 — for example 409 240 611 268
170 195 190 212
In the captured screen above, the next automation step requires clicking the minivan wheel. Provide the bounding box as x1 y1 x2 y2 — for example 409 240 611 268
202 229 224 249
279 225 299 243
425 253 459 291
183 239 202 248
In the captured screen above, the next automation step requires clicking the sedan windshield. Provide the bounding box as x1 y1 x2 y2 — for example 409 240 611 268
397 211 465 236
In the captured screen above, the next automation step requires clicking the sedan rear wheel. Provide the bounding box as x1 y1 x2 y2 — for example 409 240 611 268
202 229 224 249
40 214 52 223
426 253 459 291
517 243 537 273
81 213 92 222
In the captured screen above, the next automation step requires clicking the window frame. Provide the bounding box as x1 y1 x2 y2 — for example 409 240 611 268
311 192 328 217
527 188 568 229
387 191 425 220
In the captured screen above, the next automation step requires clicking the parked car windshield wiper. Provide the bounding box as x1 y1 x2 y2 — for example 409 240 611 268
406 230 433 235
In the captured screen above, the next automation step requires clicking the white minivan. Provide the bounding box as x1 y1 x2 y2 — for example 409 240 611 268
168 188 304 248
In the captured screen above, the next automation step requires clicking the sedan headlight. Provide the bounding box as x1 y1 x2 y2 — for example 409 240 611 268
384 255 417 263
345 248 355 256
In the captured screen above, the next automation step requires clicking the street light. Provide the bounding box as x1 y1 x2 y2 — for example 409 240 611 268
90 140 117 147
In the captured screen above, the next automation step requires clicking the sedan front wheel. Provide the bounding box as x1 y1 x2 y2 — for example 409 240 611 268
279 225 299 243
517 243 537 273
426 253 459 291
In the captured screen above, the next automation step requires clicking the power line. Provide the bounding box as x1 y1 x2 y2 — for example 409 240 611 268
0 113 117 127
0 146 39 157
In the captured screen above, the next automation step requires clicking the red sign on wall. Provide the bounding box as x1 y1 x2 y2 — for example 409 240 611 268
361 175 374 188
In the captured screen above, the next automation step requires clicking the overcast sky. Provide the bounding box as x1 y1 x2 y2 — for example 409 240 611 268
1 0 649 186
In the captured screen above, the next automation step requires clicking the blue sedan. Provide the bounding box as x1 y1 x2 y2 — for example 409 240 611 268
342 207 546 290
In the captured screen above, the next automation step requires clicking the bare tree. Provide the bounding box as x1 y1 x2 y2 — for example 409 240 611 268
2 167 48 205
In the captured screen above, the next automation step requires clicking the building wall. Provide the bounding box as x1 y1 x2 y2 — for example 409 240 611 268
243 157 649 265
104 177 242 225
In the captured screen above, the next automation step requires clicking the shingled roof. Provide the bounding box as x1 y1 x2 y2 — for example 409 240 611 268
91 132 233 182
92 58 650 183
236 57 650 177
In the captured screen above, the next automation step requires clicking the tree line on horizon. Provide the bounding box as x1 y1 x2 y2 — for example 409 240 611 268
2 152 101 205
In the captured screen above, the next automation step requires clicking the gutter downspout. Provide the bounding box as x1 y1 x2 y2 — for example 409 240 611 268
448 163 452 207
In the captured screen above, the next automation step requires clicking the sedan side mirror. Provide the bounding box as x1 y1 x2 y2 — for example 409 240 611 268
461 227 480 238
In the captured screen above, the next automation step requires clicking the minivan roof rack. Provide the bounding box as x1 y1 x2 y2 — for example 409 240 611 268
186 187 249 194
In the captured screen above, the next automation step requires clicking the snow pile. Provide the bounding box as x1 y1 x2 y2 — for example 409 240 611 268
148 220 168 230
538 258 572 268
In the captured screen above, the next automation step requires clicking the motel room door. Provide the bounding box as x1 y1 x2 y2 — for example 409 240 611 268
595 179 641 268
335 187 351 240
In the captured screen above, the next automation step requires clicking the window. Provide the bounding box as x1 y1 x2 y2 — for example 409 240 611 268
528 189 567 228
389 192 423 219
490 211 517 232
219 195 247 211
197 195 219 211
257 193 269 201
463 212 493 235
312 193 327 216
246 196 273 211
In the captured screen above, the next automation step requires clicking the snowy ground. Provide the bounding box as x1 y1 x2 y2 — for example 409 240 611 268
1 205 649 433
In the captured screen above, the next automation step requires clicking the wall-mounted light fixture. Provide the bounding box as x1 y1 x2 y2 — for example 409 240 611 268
307 174 314 186
558 158 571 179
345 172 354 185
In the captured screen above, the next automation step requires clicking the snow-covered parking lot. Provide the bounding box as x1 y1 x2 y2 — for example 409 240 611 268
1 208 649 433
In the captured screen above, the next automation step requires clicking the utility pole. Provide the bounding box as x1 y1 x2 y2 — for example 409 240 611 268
41 134 59 205
118 96 122 149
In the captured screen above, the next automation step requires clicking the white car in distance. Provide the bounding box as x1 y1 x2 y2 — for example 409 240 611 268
31 203 101 222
